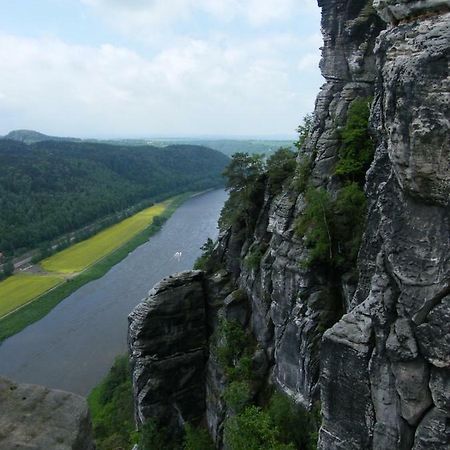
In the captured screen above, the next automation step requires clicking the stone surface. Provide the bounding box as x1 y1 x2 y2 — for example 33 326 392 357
320 3 450 449
127 2 450 449
412 408 450 449
0 376 95 450
128 271 208 432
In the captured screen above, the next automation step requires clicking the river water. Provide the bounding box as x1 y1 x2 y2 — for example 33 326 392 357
0 189 227 396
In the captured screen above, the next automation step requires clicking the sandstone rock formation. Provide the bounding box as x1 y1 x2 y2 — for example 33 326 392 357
0 376 95 450
128 271 208 433
319 3 450 449
128 1 449 448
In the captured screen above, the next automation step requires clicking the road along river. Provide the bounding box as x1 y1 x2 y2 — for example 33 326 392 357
0 189 227 396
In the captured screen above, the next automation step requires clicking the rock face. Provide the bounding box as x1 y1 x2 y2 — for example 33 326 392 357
128 271 208 433
319 3 450 449
128 1 449 448
0 376 95 450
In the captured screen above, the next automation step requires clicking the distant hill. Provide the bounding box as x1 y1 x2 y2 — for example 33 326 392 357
0 139 228 255
93 138 295 157
2 129 294 156
3 129 80 144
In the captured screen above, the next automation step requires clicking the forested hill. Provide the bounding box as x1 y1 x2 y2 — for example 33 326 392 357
0 139 228 255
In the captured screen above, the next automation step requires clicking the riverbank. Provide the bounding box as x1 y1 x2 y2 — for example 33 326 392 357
0 189 226 394
0 193 190 343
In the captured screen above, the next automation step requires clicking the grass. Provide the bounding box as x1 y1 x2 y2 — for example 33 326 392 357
41 202 168 274
0 194 189 343
88 355 136 450
0 274 63 318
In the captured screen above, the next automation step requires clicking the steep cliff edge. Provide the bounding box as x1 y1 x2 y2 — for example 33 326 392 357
0 377 95 450
320 3 450 449
128 1 449 449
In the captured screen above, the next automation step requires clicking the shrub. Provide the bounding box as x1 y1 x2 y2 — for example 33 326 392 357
244 244 265 270
224 406 295 450
215 319 250 371
88 355 136 450
184 424 214 450
193 238 215 270
293 154 314 193
335 97 374 183
140 420 180 450
333 182 367 268
268 393 320 450
295 114 313 151
224 381 253 413
295 187 334 266
294 183 367 269
266 148 297 194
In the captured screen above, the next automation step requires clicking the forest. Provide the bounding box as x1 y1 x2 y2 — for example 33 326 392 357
0 139 228 256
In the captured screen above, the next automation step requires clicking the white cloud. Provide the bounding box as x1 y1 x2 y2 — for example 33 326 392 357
0 32 322 137
80 0 320 38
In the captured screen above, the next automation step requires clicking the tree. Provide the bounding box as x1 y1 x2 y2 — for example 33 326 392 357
3 259 14 277
266 148 297 193
223 153 265 193
335 97 374 183
295 114 313 151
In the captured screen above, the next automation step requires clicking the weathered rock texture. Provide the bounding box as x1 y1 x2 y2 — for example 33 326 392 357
319 3 450 449
0 376 95 450
128 271 208 433
128 1 449 448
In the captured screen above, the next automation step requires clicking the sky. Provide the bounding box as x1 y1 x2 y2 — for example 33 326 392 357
0 0 323 139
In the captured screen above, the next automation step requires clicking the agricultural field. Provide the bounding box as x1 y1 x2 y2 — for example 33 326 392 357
0 199 170 320
0 274 63 318
41 201 168 274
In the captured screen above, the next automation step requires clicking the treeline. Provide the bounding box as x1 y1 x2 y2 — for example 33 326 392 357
0 140 228 256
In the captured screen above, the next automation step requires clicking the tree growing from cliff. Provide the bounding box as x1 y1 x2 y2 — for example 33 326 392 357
219 152 265 231
335 97 374 183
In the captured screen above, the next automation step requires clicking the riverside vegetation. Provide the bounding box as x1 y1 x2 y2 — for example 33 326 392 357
0 139 228 258
0 193 192 342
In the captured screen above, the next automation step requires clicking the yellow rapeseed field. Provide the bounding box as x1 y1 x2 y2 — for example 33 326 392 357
41 201 168 274
0 274 63 318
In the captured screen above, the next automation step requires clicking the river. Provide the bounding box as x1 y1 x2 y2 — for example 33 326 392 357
0 189 227 396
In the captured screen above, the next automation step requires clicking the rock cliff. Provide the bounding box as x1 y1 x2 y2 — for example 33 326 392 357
128 1 449 448
0 376 95 450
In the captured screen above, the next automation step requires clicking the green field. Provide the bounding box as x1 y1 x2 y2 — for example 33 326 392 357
0 274 63 317
42 201 168 273
0 194 188 341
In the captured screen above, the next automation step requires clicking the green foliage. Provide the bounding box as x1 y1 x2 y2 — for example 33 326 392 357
295 114 313 151
266 147 297 194
219 153 266 231
0 139 228 255
0 195 188 343
294 183 367 269
335 97 374 182
193 238 216 270
215 319 250 371
295 188 334 266
88 355 135 450
223 152 265 193
183 425 215 450
140 420 181 450
333 183 367 268
293 154 314 193
244 244 265 271
268 393 320 450
224 406 295 450
2 259 14 277
224 380 253 413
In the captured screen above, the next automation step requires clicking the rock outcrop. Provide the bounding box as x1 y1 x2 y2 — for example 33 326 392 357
0 376 95 450
128 271 208 434
319 3 450 449
128 1 449 448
